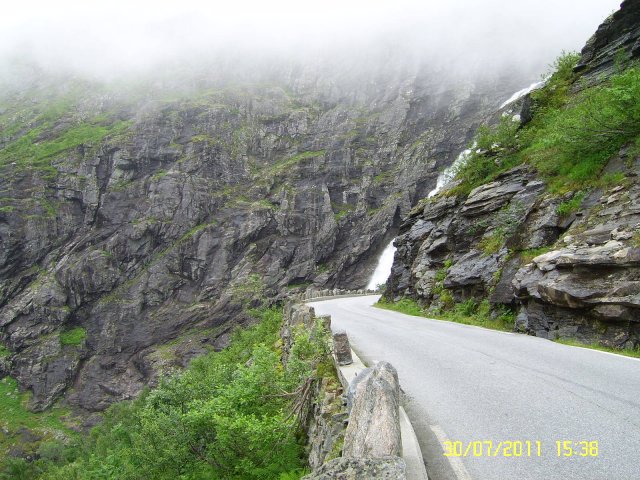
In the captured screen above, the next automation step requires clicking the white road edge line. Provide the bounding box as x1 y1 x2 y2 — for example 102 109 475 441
557 343 640 362
429 424 473 480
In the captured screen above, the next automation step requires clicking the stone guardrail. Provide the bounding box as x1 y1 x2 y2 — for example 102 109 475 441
289 294 428 480
289 288 378 303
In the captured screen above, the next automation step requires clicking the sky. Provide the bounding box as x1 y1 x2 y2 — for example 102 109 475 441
0 0 623 80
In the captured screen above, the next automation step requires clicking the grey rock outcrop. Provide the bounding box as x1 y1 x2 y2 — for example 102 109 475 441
387 166 550 304
0 63 519 413
386 146 640 347
385 2 640 349
513 175 640 346
575 0 640 82
343 361 402 459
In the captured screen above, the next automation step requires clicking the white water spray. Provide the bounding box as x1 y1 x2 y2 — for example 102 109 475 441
428 148 473 198
499 79 547 109
366 240 397 290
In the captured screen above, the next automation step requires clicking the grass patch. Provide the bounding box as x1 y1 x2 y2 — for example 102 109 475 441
556 191 585 216
376 297 515 332
270 150 326 175
479 230 505 255
518 246 554 264
555 338 640 358
151 170 168 180
59 327 86 346
0 376 76 466
376 297 425 316
373 171 392 184
0 345 10 357
333 203 354 221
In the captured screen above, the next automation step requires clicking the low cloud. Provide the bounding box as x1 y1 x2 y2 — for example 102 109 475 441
0 0 622 81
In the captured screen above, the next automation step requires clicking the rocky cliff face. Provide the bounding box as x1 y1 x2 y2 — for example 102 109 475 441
387 157 640 347
386 0 640 349
0 62 519 413
575 0 640 81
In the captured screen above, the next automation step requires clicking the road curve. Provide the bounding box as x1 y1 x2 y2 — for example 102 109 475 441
309 295 640 480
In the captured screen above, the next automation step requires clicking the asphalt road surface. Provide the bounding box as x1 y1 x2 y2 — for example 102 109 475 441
309 295 640 480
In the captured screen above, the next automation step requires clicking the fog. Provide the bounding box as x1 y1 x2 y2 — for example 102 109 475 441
0 0 622 82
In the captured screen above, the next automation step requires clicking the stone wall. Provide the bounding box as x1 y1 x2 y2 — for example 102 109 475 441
281 301 408 479
280 302 347 470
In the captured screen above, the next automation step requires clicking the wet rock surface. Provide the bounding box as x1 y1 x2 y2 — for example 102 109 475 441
575 0 640 82
386 151 640 348
0 65 516 413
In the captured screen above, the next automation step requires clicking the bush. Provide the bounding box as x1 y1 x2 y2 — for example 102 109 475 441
452 54 640 195
32 307 320 480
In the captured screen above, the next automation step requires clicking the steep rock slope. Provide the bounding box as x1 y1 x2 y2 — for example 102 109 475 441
386 0 640 349
0 64 517 412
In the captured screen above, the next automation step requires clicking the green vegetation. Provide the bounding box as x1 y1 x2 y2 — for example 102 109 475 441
0 377 76 474
479 231 505 255
333 203 354 221
1 306 328 479
315 263 330 274
59 327 87 347
452 53 640 195
373 170 392 184
477 202 528 255
0 81 133 180
377 297 424 316
286 280 313 290
0 118 131 177
231 273 266 307
270 150 326 175
151 170 168 180
555 338 640 359
376 297 515 332
519 246 554 264
0 345 10 357
556 191 585 216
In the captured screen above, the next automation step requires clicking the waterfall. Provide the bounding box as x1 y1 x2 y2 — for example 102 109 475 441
373 79 547 291
366 240 397 290
427 147 473 198
499 79 547 109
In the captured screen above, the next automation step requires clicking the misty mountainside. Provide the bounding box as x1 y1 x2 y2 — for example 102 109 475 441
385 0 640 350
0 59 524 414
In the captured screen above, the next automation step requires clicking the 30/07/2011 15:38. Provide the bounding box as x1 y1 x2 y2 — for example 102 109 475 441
443 440 599 458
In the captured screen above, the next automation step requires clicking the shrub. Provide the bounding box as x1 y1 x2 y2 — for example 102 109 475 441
451 54 640 195
29 307 321 480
